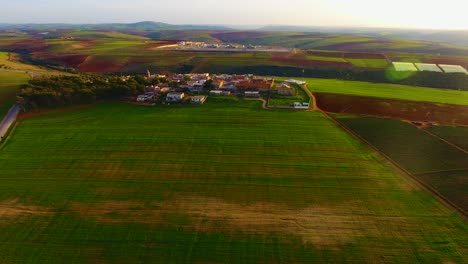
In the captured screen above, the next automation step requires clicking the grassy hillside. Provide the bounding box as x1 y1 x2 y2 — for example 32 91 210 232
305 78 468 105
0 99 466 263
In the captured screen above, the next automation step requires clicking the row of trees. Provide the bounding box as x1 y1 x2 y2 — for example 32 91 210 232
17 75 148 109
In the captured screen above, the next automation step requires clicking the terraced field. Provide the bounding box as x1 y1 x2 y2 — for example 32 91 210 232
0 98 466 263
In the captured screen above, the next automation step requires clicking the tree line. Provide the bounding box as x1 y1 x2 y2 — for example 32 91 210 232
17 75 149 110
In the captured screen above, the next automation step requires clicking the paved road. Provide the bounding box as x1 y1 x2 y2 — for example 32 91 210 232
0 105 20 141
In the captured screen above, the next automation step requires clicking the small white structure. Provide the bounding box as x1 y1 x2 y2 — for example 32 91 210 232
294 102 309 110
137 94 155 102
190 96 207 104
245 91 260 98
392 62 418 72
414 63 442 72
438 64 468 74
210 90 231 96
166 92 185 102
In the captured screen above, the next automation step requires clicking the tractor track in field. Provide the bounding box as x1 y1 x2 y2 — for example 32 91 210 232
304 84 468 219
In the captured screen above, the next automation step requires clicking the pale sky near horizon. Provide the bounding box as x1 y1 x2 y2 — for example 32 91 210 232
1 0 467 30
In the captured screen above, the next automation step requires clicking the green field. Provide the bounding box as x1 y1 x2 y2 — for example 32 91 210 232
0 71 30 118
426 126 468 150
306 78 468 105
345 58 389 68
334 115 468 213
0 99 466 263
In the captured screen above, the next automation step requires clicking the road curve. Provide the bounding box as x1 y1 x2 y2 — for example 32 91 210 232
0 105 20 141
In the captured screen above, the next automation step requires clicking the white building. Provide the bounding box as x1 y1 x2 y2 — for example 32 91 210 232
166 92 185 102
294 102 309 110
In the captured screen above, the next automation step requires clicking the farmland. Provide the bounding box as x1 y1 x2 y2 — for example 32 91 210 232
426 126 468 150
1 31 468 77
305 78 468 105
0 71 30 119
314 93 468 126
333 115 468 213
0 99 466 263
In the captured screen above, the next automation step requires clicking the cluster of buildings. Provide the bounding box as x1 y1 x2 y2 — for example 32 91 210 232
177 41 258 50
135 72 300 106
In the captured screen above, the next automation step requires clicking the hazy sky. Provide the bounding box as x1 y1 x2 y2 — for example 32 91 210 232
1 0 467 30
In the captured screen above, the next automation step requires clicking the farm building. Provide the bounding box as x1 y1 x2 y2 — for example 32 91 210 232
210 90 231 96
166 92 185 102
221 83 238 92
236 79 274 92
245 91 260 98
277 83 295 96
190 96 207 104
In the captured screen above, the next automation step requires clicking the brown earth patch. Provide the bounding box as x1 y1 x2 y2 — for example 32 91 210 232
37 53 88 67
0 199 52 218
271 53 352 68
315 93 468 126
5 38 49 52
71 196 418 248
78 56 126 73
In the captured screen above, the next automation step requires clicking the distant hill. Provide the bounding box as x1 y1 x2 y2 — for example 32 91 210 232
257 25 468 46
0 21 232 32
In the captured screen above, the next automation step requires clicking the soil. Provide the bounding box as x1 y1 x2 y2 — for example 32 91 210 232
315 93 468 126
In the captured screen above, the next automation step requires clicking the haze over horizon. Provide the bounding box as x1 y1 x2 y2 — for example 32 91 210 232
1 0 468 30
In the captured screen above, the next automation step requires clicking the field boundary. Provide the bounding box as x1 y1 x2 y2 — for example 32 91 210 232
421 128 468 154
308 90 468 219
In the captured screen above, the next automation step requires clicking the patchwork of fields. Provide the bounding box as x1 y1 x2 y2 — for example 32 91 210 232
0 99 466 263
2 32 467 74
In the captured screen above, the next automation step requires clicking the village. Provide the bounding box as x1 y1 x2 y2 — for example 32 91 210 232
132 71 310 109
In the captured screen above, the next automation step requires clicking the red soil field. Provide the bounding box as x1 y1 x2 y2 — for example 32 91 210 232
315 92 468 126
38 53 88 67
78 56 126 73
5 39 49 52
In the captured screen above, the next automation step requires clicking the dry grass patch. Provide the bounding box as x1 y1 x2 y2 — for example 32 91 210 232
72 196 422 249
0 198 52 219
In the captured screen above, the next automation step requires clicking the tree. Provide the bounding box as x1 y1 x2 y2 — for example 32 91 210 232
203 79 214 90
